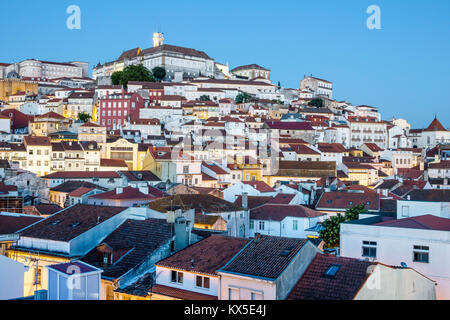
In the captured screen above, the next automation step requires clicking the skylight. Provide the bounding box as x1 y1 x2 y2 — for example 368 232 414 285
324 264 341 278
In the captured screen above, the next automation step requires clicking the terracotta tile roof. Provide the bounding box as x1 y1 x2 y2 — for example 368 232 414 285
43 171 121 179
424 117 447 132
317 143 347 153
374 215 450 231
51 181 106 194
202 162 229 175
119 171 161 182
242 181 274 193
100 158 128 168
0 213 43 234
316 191 380 211
24 136 51 146
82 219 173 279
428 160 450 169
156 235 250 276
287 254 375 300
290 144 320 155
151 284 217 300
89 186 164 201
148 195 242 214
264 121 314 131
363 143 383 152
407 189 450 202
20 204 127 242
68 187 95 197
251 204 324 221
34 111 65 120
231 64 270 72
220 236 309 280
233 195 272 209
268 193 296 204
31 204 63 216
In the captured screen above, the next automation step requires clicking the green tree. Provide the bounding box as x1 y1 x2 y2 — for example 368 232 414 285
308 98 324 108
319 204 367 249
111 71 123 86
152 67 167 82
199 95 211 101
78 112 91 123
235 92 252 104
111 65 155 89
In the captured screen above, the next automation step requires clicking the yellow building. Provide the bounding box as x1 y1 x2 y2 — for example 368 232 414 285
0 79 38 101
102 137 139 171
6 249 69 297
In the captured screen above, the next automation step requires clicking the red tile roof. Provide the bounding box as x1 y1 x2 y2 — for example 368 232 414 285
287 254 375 300
43 171 120 179
250 204 324 221
20 204 127 242
425 117 447 132
151 284 217 300
100 158 128 168
219 236 309 280
374 215 450 231
316 191 380 211
264 121 314 131
156 235 250 276
242 181 274 193
0 213 43 234
89 186 165 200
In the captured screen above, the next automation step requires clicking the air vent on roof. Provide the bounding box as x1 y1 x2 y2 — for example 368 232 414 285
50 220 61 226
71 222 81 228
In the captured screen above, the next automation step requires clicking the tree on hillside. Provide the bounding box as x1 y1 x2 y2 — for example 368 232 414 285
78 112 91 123
308 98 324 108
235 92 252 104
199 95 211 101
111 65 155 88
152 67 167 82
319 204 367 249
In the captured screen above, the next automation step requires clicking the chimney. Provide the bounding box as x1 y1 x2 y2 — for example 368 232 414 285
242 192 248 210
174 216 189 251
116 187 123 194
254 233 261 242
407 195 411 200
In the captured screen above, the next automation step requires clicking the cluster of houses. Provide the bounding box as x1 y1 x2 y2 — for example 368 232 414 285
0 33 449 301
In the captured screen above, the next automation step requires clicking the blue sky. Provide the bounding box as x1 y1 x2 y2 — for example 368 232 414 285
1 0 449 128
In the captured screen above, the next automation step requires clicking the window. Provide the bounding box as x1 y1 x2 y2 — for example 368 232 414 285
293 220 298 231
259 221 265 230
324 264 341 278
183 166 189 174
196 276 210 289
413 246 429 263
251 292 263 300
34 267 42 285
249 220 254 230
362 241 377 258
228 288 239 300
171 271 183 284
402 206 410 217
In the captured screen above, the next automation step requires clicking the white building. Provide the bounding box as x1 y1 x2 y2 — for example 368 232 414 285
340 214 450 299
299 75 333 99
0 255 26 300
